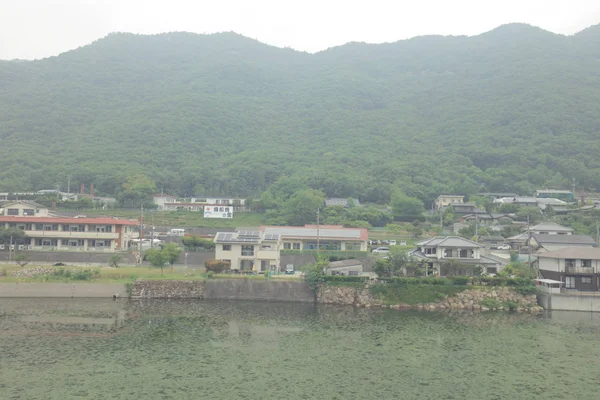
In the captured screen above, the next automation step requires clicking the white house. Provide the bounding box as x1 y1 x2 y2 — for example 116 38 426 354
434 195 464 210
213 230 281 272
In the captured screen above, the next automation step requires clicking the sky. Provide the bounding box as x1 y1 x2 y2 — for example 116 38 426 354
1 0 599 60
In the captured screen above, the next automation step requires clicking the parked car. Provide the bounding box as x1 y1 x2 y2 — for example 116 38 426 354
381 240 390 245
497 244 511 250
285 264 295 274
389 240 397 246
400 240 407 246
372 247 390 255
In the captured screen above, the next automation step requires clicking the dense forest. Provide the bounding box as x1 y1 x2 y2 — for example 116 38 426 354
1 23 600 206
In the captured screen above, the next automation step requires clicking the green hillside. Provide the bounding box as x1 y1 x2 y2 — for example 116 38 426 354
1 24 600 205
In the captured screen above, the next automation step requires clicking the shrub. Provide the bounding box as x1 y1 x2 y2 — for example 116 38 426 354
514 286 538 296
480 298 502 309
503 301 519 311
322 275 368 283
451 276 469 286
206 271 214 279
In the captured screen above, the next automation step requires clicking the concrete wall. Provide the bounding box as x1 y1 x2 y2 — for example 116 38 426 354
131 280 204 299
203 279 315 303
0 283 126 298
538 292 600 312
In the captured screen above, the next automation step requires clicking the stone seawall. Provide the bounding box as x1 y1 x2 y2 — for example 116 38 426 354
131 280 204 299
317 284 540 312
0 283 126 298
131 279 315 302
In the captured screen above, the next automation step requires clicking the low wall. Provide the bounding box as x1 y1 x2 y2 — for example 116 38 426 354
203 279 315 303
538 292 600 312
131 280 204 299
318 284 539 311
0 283 126 298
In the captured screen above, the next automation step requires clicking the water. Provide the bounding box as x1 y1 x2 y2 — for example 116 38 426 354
2 299 600 400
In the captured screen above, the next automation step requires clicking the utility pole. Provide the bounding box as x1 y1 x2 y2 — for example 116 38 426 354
67 178 71 195
596 221 599 247
474 213 478 239
527 214 533 274
138 204 144 264
8 235 12 262
316 208 320 253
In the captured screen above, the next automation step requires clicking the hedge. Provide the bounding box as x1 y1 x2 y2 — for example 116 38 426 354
324 275 534 287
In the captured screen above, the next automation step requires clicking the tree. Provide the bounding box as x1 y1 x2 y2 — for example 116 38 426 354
282 189 326 226
440 259 470 277
118 174 157 208
162 243 183 271
390 190 425 220
14 253 29 268
516 207 541 224
373 252 427 278
145 248 167 275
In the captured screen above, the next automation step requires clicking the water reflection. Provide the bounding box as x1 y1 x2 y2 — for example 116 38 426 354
1 299 600 399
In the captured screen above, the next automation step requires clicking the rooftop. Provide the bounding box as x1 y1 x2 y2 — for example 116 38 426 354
261 225 368 241
537 247 600 260
0 216 138 225
328 259 364 268
529 222 574 232
214 230 281 244
532 234 595 245
416 236 482 248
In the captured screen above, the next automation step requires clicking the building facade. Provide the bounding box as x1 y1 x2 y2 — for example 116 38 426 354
538 248 600 291
434 195 464 210
0 201 138 251
213 230 281 271
261 225 368 251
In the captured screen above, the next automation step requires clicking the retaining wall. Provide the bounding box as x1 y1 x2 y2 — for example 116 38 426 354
0 283 126 298
538 292 600 312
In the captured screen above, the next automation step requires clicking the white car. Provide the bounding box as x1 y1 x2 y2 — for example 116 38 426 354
389 240 397 246
497 244 511 250
372 247 390 255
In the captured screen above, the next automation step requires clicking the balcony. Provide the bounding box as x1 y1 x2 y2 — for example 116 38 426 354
23 230 118 239
565 266 596 274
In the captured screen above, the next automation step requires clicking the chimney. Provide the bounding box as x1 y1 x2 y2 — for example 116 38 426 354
90 183 95 198
80 183 85 194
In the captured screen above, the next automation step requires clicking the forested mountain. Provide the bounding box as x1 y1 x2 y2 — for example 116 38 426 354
1 23 600 206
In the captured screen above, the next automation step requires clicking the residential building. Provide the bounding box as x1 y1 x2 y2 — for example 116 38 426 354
325 259 365 276
434 195 464 210
213 230 281 272
192 197 247 212
409 236 501 275
0 200 51 217
493 196 539 207
153 194 247 212
530 234 596 253
537 247 600 291
535 189 576 203
478 192 519 200
462 213 515 226
528 222 574 235
261 225 368 251
451 203 485 215
152 194 178 210
478 235 507 249
0 212 138 252
325 198 361 208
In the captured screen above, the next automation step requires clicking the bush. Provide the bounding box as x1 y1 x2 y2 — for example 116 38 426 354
480 298 502 309
206 271 214 279
322 275 368 283
451 276 469 286
514 286 538 296
381 277 452 286
504 301 519 311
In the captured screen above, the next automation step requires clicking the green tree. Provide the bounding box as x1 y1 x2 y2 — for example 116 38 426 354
145 248 167 275
119 174 157 208
162 243 183 271
108 254 121 268
0 228 26 244
390 190 425 220
14 253 29 268
282 189 326 226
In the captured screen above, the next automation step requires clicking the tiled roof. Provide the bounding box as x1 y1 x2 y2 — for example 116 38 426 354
533 234 595 245
0 216 138 225
416 236 482 248
530 222 574 232
537 247 600 260
328 259 364 268
261 225 368 241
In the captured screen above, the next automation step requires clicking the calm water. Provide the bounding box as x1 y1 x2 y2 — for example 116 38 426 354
1 299 600 400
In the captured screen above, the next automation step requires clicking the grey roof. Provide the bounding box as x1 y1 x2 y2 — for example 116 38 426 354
263 226 364 240
537 247 600 260
214 230 280 243
530 222 574 232
408 250 498 265
328 259 364 268
479 235 506 242
325 198 360 207
532 234 596 245
416 236 483 248
508 232 530 241
0 200 47 209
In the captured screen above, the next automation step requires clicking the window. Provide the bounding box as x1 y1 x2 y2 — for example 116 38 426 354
22 209 34 216
581 277 592 284
284 243 291 250
582 260 592 268
241 245 254 256
565 259 576 268
261 260 269 272
565 276 575 289
222 244 231 251
459 249 468 258
293 243 301 250
444 249 452 257
7 208 19 215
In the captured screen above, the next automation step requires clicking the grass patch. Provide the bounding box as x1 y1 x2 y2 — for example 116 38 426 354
369 284 467 305
479 298 503 309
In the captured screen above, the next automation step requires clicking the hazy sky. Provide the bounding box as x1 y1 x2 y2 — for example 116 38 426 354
1 0 599 60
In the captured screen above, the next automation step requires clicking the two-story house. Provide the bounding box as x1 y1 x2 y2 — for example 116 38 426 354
530 234 596 253
434 195 464 210
213 230 281 272
537 248 600 291
0 201 138 251
409 236 501 276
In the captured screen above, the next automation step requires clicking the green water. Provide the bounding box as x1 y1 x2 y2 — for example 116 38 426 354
1 299 600 400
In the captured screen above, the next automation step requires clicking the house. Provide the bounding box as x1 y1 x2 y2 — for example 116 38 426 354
192 197 247 212
434 195 464 210
325 259 364 276
409 236 501 276
537 247 600 291
530 234 596 253
152 194 178 210
0 200 51 217
478 235 507 249
0 210 138 251
261 225 368 251
535 189 576 203
528 222 574 235
478 192 519 200
213 230 281 272
450 203 486 215
493 196 539 207
325 198 360 208
462 213 515 226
